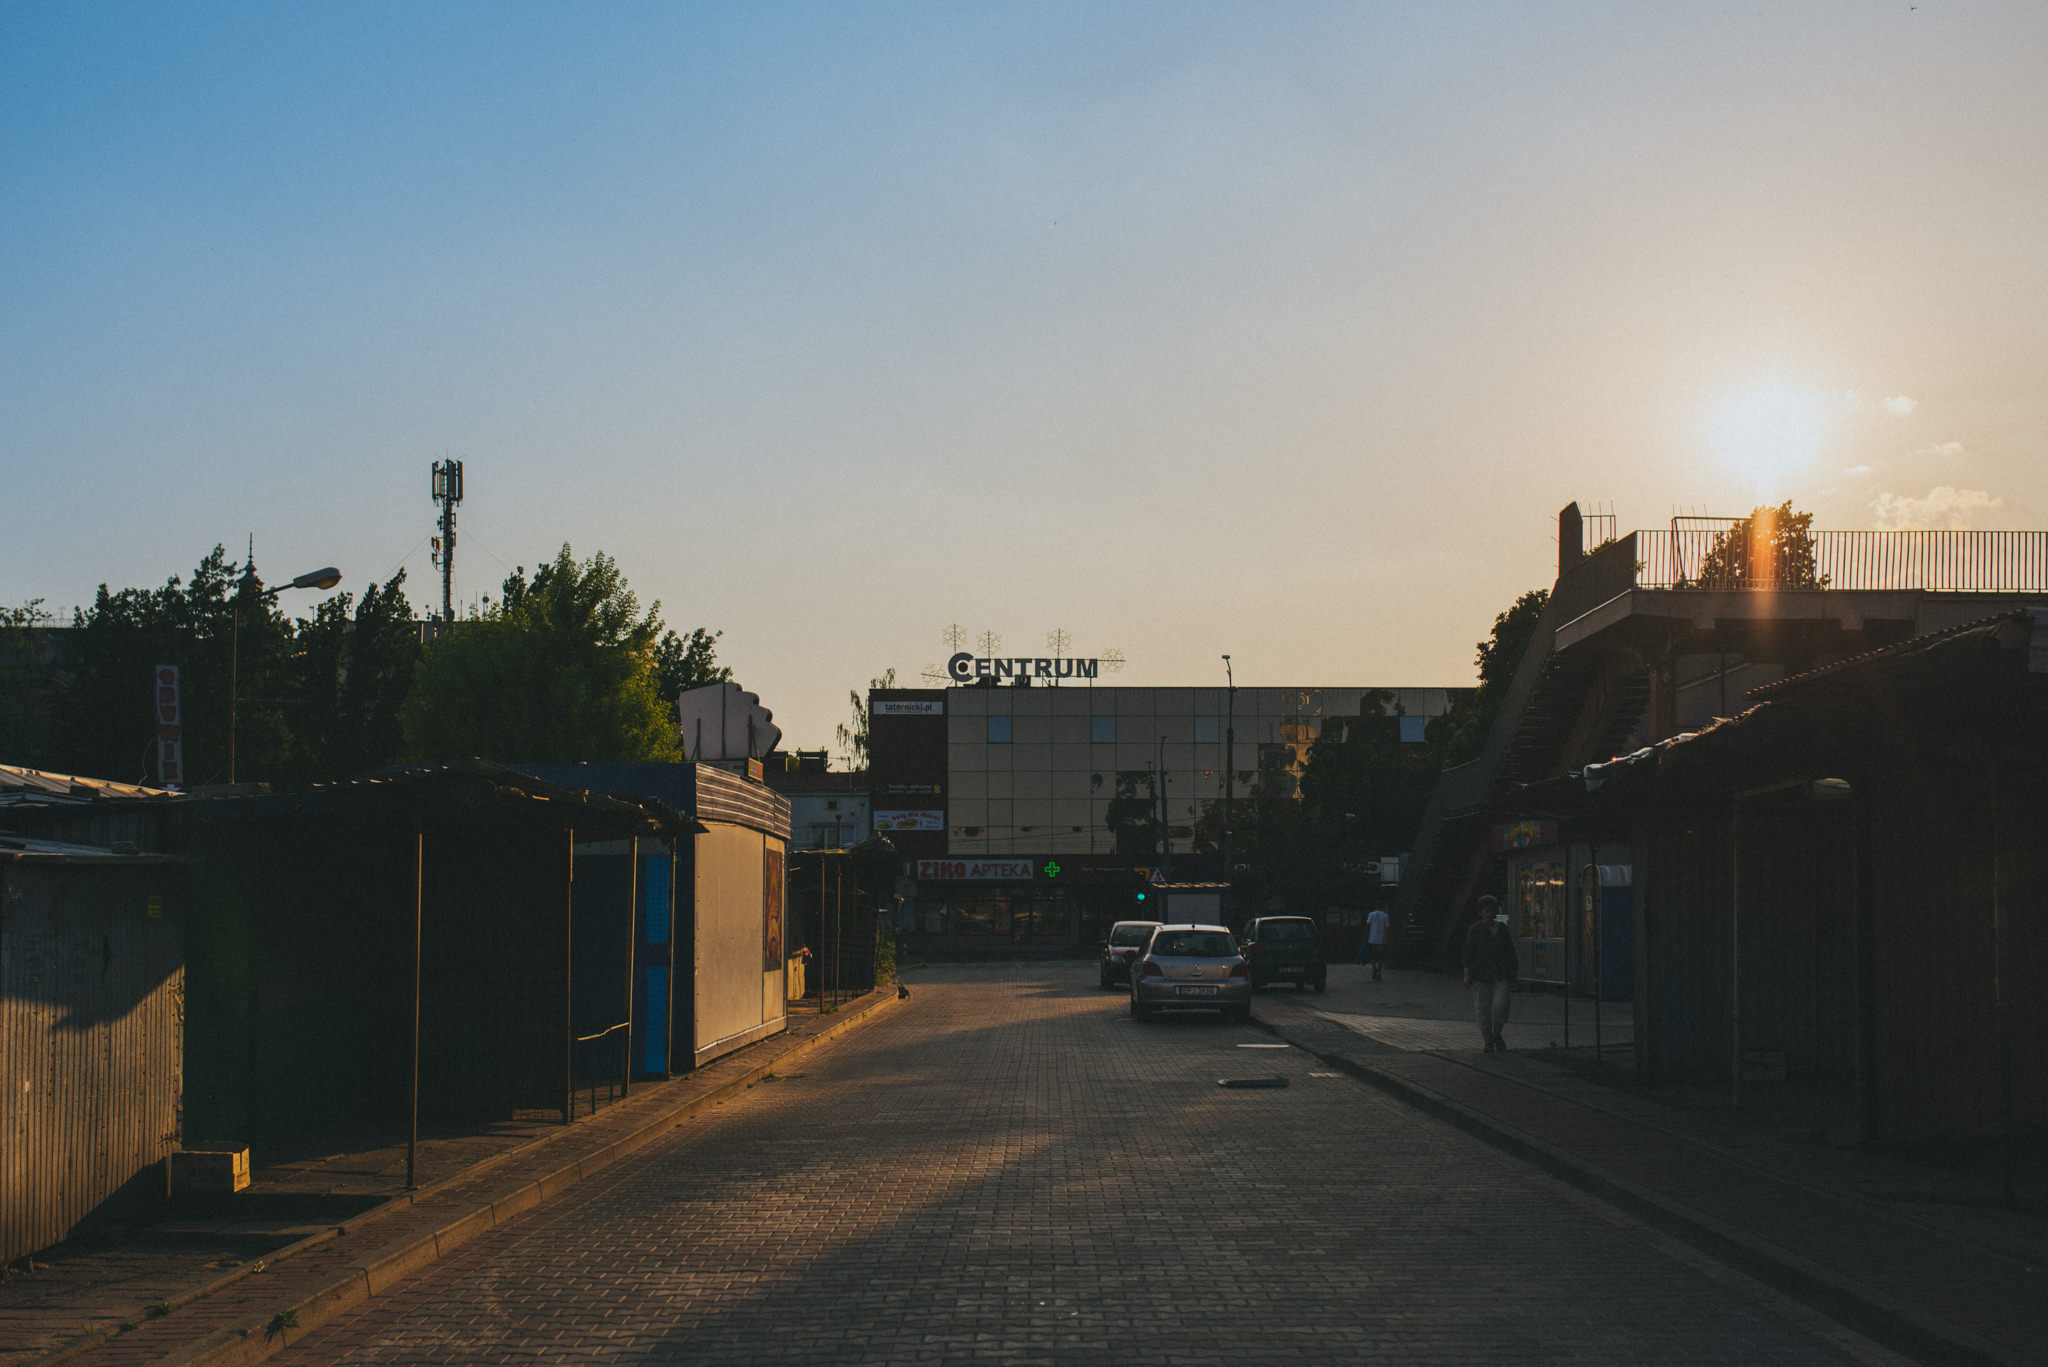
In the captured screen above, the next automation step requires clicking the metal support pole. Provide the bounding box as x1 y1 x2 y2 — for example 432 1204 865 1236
1731 798 1742 1108
622 834 638 1099
407 822 423 1189
835 862 844 1010
563 829 576 1123
1990 768 2016 1206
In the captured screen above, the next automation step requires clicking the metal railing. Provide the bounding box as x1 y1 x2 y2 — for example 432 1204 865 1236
1631 528 2048 593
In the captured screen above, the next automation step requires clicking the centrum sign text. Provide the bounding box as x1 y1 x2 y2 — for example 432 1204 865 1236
947 652 1099 682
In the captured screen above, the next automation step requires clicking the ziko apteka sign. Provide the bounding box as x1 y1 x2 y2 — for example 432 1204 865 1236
917 859 1033 881
947 652 1099 682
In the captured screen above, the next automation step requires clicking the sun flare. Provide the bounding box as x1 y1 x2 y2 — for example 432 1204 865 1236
1709 384 1828 496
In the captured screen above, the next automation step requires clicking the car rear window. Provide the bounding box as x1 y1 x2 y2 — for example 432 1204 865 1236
1150 931 1236 957
1110 925 1156 947
1261 920 1316 944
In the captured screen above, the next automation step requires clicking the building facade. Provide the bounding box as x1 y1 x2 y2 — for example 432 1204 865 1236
869 682 1460 950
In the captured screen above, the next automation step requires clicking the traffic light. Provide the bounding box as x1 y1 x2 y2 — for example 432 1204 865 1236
1134 888 1148 903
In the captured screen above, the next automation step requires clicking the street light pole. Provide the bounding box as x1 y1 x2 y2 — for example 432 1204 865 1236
1222 655 1235 910
228 550 343 784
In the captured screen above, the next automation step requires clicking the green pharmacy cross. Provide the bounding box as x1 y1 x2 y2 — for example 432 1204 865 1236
1043 860 1063 878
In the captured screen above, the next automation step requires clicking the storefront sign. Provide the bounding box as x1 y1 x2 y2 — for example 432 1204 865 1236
875 809 944 832
874 700 944 716
947 652 1100 682
881 782 941 795
154 663 183 791
1491 819 1557 852
917 858 1034 881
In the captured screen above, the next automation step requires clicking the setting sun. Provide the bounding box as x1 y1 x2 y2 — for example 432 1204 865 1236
1709 384 1828 496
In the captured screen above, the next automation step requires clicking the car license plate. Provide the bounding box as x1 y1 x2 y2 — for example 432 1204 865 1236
1279 966 1304 975
1176 985 1218 997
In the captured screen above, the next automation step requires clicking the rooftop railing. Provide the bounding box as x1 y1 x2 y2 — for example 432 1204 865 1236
1626 527 2048 593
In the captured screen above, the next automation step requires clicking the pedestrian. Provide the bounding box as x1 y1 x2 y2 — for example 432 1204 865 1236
1461 896 1518 1053
1363 906 1390 980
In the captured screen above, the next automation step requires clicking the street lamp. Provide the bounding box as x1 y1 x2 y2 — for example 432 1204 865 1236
1222 655 1236 897
230 549 342 783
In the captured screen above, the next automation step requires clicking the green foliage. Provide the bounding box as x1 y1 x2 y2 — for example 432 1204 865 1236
37 551 424 787
1102 769 1159 857
654 627 731 702
874 922 898 986
1685 501 1828 588
400 545 684 764
835 668 895 769
0 600 57 766
1229 693 1445 912
1437 588 1548 767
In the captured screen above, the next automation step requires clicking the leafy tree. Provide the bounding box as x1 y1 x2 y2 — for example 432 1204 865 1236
49 547 267 785
1685 501 1827 588
1102 769 1159 857
1436 588 1548 766
0 600 57 766
654 627 731 702
401 545 683 764
835 668 896 769
285 571 422 784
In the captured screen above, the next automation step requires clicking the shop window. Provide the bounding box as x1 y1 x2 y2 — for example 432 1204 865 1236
1091 715 1115 744
988 716 1013 743
1194 715 1220 743
1516 860 1565 939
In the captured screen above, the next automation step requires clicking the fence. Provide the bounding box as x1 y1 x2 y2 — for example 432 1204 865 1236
1630 528 2048 593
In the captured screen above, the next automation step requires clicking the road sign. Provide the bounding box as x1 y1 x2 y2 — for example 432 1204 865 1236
1148 867 1167 886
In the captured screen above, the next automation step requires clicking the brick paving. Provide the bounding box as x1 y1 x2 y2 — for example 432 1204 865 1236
1255 977 2048 1366
264 964 1902 1365
7 993 894 1367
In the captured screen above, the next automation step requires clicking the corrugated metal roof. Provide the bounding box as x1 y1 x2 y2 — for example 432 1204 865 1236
1747 610 2035 700
0 764 181 804
0 833 182 863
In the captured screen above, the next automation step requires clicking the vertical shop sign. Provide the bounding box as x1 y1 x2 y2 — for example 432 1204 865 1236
154 663 183 790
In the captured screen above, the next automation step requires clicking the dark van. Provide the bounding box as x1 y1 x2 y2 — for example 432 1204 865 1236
1239 916 1327 992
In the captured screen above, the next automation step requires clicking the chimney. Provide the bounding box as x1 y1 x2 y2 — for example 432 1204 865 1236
1558 502 1583 580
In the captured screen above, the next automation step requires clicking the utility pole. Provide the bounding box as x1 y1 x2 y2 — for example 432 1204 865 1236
1222 655 1235 909
430 459 464 623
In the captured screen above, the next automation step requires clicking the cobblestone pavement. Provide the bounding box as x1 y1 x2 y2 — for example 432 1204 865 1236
270 965 1906 1366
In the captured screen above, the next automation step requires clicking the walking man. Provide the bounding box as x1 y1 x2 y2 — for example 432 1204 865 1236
1461 895 1519 1053
1363 906 1390 980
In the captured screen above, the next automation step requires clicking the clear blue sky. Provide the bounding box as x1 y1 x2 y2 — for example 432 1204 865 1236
7 2 2046 752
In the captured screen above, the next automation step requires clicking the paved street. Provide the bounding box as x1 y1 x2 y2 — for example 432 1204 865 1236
272 965 1900 1365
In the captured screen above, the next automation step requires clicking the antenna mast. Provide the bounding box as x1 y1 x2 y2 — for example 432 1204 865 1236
430 459 464 622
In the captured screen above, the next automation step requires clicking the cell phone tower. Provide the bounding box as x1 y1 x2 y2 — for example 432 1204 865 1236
430 459 464 623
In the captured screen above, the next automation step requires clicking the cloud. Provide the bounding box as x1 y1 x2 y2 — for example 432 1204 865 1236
1883 395 1917 416
1870 486 2003 530
1915 440 1964 460
1844 464 1872 475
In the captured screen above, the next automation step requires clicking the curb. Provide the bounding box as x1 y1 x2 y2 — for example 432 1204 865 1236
1259 1011 2032 1367
40 989 903 1367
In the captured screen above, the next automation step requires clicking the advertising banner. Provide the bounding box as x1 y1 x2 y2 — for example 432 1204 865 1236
874 809 944 832
916 859 1033 881
873 700 944 716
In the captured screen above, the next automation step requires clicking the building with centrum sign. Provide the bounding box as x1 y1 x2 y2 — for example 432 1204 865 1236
868 662 1463 950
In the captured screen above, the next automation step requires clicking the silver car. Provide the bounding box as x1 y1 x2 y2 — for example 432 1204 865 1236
1128 923 1252 1023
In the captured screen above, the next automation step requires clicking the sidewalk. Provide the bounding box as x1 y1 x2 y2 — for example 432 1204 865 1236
2 990 900 1367
1257 965 2047 1367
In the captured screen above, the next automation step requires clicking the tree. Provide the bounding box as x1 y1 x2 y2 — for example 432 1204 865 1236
1686 502 1827 588
401 545 684 764
653 627 731 702
1437 588 1549 767
836 668 896 769
0 600 57 766
285 570 422 784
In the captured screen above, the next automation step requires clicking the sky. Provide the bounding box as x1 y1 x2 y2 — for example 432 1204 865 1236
6 2 2046 754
